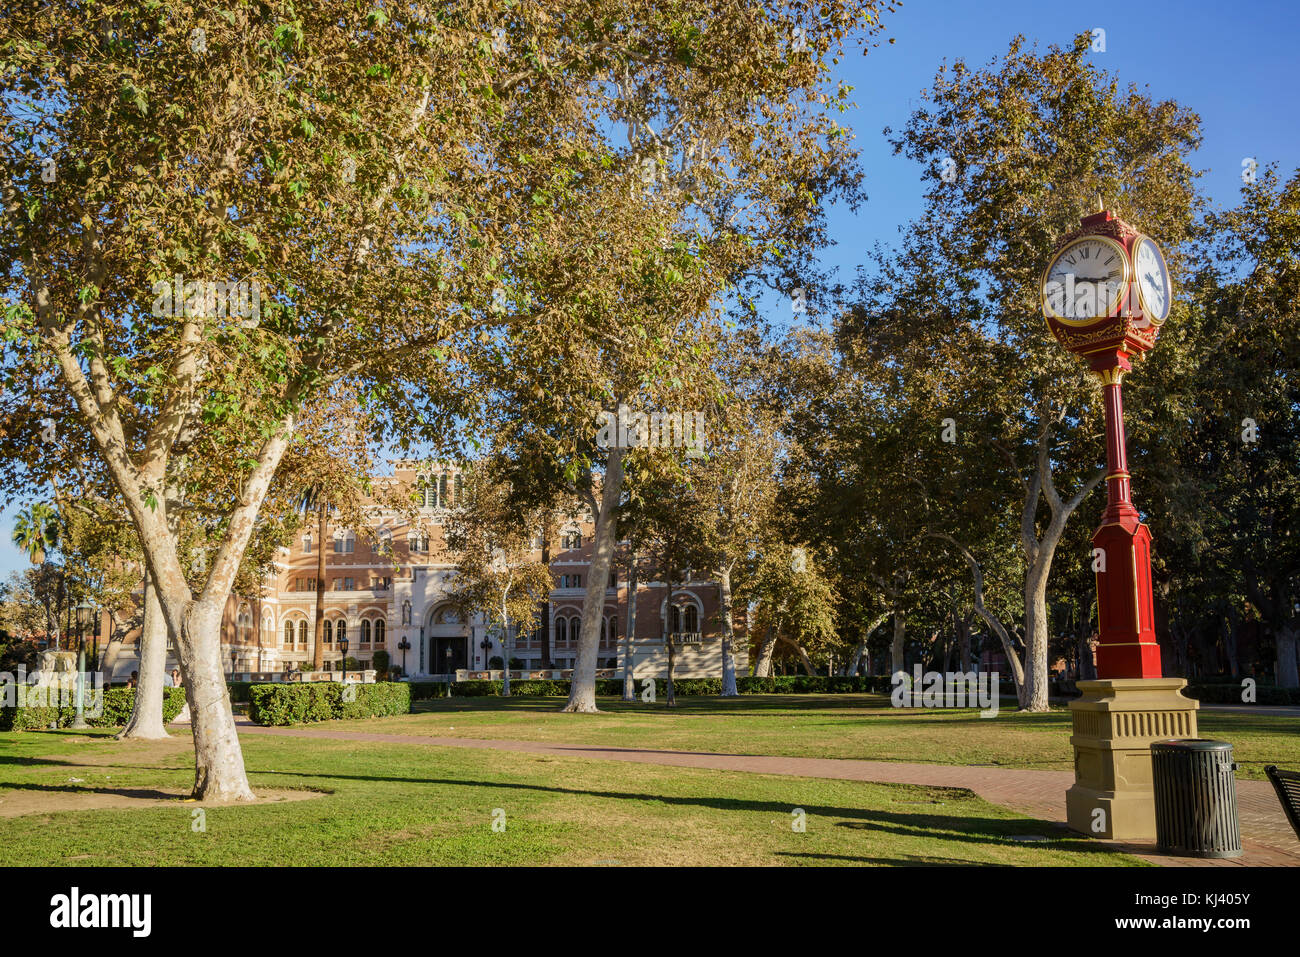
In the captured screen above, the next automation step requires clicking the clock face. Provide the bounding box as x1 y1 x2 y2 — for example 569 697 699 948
1134 236 1171 323
1043 237 1128 323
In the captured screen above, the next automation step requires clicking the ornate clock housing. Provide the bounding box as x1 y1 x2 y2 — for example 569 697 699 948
1041 208 1168 372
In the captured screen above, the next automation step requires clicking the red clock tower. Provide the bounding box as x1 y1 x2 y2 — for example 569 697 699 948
1042 207 1163 679
1044 203 1198 840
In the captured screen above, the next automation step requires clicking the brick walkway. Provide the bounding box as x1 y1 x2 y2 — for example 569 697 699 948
235 720 1300 866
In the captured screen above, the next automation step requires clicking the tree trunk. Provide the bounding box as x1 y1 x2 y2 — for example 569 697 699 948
1276 624 1300 689
1222 607 1240 678
1078 629 1097 681
541 532 553 670
313 501 327 670
666 635 677 707
782 637 816 675
119 573 169 739
754 618 779 677
957 612 972 673
846 639 866 676
622 557 638 701
718 564 738 696
1020 556 1053 712
171 600 255 802
563 447 624 713
890 611 906 677
501 602 512 697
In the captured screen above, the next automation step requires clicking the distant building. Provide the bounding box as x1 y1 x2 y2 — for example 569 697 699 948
104 460 745 681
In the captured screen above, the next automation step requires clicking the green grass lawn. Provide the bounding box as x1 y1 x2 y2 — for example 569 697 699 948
0 728 1144 866
323 694 1299 780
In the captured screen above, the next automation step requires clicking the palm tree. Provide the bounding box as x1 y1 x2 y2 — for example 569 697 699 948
12 502 59 564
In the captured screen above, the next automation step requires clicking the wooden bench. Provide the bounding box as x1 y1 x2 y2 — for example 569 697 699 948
1265 766 1300 839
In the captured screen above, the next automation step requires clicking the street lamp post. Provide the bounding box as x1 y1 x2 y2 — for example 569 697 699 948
339 636 350 681
71 601 94 729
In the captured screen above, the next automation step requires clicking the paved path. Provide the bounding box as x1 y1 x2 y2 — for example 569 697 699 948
233 720 1299 867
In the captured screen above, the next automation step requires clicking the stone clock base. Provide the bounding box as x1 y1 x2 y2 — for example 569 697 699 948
1065 678 1199 840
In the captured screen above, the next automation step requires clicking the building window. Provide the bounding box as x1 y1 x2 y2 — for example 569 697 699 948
336 620 347 645
609 617 619 642
333 531 355 554
609 571 617 588
361 620 371 644
303 533 312 554
374 619 385 645
561 529 581 550
438 473 449 509
556 617 567 644
600 618 607 643
323 619 333 644
298 620 308 645
283 621 294 647
685 605 698 632
570 616 581 641
454 473 464 507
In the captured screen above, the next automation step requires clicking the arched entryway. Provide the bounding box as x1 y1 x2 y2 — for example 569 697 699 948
428 603 469 674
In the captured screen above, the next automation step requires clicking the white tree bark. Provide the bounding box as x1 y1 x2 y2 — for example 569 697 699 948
564 447 624 713
118 573 168 739
622 558 638 701
753 620 779 678
718 563 738 696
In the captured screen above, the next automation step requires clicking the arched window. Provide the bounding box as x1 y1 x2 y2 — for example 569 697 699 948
438 473 449 508
684 605 698 632
600 618 607 643
298 620 308 645
373 619 385 645
361 620 371 644
670 605 681 634
556 617 567 643
609 617 619 642
323 619 333 644
283 621 294 646
336 620 347 644
570 617 582 641
454 473 464 507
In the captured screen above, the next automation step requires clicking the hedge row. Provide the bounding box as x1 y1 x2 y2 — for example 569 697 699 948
405 674 899 699
1185 682 1300 706
247 681 411 726
0 686 186 731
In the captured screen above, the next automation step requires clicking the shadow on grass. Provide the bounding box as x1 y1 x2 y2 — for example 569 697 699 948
249 767 1124 858
776 851 1003 865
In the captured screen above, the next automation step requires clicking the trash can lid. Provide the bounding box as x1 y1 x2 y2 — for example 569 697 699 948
1151 739 1233 752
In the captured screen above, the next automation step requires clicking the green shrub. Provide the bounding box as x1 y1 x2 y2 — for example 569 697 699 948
226 681 253 703
372 650 390 676
247 681 412 726
0 685 185 731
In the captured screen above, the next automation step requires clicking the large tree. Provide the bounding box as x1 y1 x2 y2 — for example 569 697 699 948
878 33 1203 709
3 3 790 795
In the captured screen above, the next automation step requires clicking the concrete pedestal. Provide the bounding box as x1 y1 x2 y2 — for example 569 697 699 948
1066 678 1198 840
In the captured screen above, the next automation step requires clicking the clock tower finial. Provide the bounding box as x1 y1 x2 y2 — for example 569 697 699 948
1095 192 1104 213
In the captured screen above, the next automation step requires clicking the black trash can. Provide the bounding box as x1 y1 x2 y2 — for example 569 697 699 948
1150 739 1242 859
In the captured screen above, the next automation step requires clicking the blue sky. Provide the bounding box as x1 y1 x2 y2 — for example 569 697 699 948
3 0 1297 582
